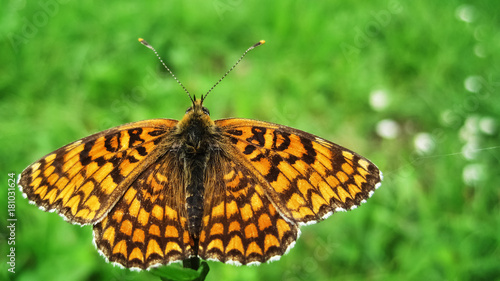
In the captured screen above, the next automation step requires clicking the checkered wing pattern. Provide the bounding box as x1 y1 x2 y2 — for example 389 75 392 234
19 119 178 225
199 152 299 265
216 118 381 226
93 152 194 269
18 114 381 269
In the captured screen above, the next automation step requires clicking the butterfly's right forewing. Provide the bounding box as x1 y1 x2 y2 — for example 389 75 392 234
215 118 382 226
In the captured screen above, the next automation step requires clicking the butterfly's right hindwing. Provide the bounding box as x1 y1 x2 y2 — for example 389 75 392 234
198 149 299 265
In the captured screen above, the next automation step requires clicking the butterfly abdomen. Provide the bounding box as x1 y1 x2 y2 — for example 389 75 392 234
176 104 220 253
183 149 208 242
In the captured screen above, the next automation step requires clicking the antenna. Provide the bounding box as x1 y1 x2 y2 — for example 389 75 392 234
138 38 194 103
138 38 265 104
202 40 265 103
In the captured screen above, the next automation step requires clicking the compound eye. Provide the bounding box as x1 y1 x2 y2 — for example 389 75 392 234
202 107 210 116
185 107 193 114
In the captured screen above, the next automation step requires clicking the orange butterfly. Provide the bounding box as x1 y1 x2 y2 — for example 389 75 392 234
18 39 382 270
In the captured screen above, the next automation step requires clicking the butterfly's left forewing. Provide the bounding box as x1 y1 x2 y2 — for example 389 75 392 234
18 119 178 225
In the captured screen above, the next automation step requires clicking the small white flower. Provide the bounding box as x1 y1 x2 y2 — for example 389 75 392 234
376 119 400 139
369 89 389 111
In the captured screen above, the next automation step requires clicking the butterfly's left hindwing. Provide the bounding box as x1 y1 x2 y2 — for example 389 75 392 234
93 151 195 269
215 118 382 225
18 119 178 225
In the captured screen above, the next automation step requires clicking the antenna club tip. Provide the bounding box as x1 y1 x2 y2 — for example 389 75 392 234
138 38 153 49
252 40 265 48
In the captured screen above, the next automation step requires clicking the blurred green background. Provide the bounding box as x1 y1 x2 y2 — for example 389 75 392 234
1 1 499 280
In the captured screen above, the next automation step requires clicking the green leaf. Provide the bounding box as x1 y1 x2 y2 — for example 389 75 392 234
151 261 210 281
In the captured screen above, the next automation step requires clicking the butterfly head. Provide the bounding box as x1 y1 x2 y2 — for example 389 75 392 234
185 95 210 117
182 94 213 127
178 94 215 135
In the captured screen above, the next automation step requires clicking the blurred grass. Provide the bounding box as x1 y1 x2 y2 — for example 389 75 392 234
1 1 499 281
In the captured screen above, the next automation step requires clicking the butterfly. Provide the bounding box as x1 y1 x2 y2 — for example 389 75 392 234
18 39 382 270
